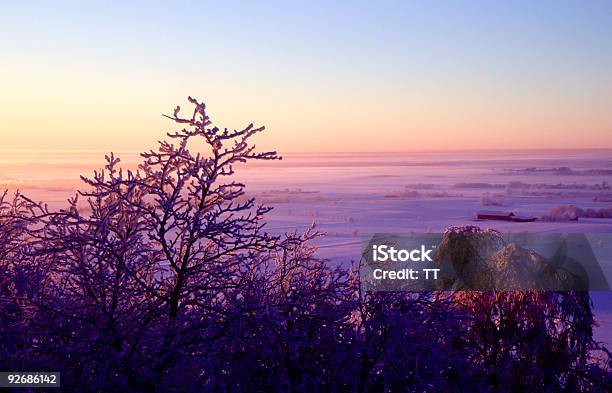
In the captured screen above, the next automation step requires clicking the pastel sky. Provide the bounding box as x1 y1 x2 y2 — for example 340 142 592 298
1 1 612 152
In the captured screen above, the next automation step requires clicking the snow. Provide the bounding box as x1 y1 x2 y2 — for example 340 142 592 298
3 148 612 344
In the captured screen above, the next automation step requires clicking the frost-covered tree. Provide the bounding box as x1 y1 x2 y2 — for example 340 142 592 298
0 99 610 392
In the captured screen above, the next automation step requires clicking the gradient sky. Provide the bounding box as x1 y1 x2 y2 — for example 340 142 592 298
1 1 612 152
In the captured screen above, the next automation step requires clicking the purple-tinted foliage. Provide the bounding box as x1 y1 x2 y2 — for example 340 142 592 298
1 98 611 392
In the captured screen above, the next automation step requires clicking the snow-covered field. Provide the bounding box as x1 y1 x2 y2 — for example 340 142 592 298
2 149 612 344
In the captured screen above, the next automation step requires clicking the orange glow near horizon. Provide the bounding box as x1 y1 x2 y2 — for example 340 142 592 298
1 2 611 153
2 86 610 153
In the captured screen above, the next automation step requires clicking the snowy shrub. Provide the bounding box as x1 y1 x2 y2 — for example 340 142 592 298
480 196 503 206
544 204 612 221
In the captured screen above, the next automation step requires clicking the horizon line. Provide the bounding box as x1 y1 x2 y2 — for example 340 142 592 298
1 147 612 154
